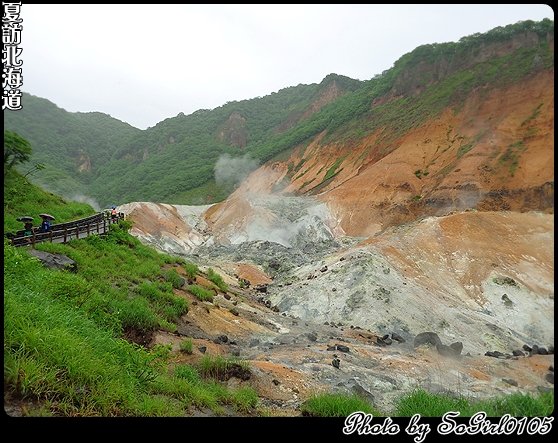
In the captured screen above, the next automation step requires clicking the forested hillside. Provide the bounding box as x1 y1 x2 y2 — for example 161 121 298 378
4 19 552 208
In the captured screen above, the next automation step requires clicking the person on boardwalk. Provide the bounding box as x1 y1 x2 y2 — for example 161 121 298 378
24 221 34 236
111 206 118 222
39 218 51 233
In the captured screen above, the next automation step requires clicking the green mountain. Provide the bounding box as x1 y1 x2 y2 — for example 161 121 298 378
4 19 553 208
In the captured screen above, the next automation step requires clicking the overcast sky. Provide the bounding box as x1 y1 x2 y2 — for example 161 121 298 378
17 4 553 129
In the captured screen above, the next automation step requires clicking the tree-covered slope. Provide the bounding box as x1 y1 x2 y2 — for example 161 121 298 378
4 19 552 208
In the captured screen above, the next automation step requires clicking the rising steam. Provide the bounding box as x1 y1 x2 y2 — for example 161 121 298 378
214 153 259 187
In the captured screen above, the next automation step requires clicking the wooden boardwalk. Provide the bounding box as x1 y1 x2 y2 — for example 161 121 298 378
8 212 125 247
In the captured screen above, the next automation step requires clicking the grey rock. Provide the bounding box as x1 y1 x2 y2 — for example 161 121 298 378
272 379 280 386
335 344 350 353
332 358 340 369
537 347 548 355
503 378 518 387
306 332 318 342
414 332 442 348
512 349 525 357
28 249 77 273
549 365 554 372
198 346 207 354
522 344 532 352
391 332 406 343
351 382 375 404
544 373 554 384
449 342 463 355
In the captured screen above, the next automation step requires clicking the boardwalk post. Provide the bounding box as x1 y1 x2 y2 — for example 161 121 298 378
50 230 53 242
64 227 67 243
87 223 90 236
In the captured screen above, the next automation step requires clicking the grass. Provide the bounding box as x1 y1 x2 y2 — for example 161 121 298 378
4 170 95 234
207 268 228 292
197 355 250 380
182 261 199 280
188 284 215 302
394 389 554 417
3 175 262 416
301 393 380 417
179 339 193 355
163 268 185 289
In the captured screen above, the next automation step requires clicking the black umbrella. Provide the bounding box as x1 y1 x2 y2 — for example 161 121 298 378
17 216 34 222
39 213 56 220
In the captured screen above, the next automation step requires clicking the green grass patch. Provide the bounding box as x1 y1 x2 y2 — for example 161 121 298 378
163 268 185 289
188 284 215 302
179 338 193 355
301 393 379 417
395 389 553 417
197 355 250 380
182 261 199 280
207 268 228 292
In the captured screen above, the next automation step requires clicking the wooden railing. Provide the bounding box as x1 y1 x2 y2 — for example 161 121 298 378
7 212 125 247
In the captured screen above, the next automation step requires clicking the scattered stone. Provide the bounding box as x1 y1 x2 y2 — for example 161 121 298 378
272 379 280 386
522 344 532 353
538 347 549 355
231 349 240 356
339 257 345 261
28 250 77 273
320 266 328 272
377 336 392 346
324 321 330 326
332 358 340 369
192 301 198 306
306 332 318 342
449 342 463 355
223 293 231 300
271 305 280 312
332 288 337 292
531 344 540 355
549 365 554 372
327 345 337 351
198 346 207 354
414 332 442 348
335 344 350 353
512 349 525 357
391 332 406 343
215 335 228 344
351 382 375 404
544 373 554 384
501 294 513 307
282 312 286 316
503 378 518 387
548 346 554 354
229 340 237 345
255 285 268 293
229 308 239 316
485 351 505 358
232 301 238 306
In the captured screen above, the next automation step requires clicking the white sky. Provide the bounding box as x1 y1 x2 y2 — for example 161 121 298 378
18 4 553 130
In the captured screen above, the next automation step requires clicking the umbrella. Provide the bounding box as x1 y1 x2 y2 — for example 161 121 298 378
17 216 34 222
39 213 56 220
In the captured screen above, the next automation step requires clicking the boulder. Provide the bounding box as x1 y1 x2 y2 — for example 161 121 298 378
449 342 463 355
414 332 442 348
335 344 350 353
28 249 77 273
